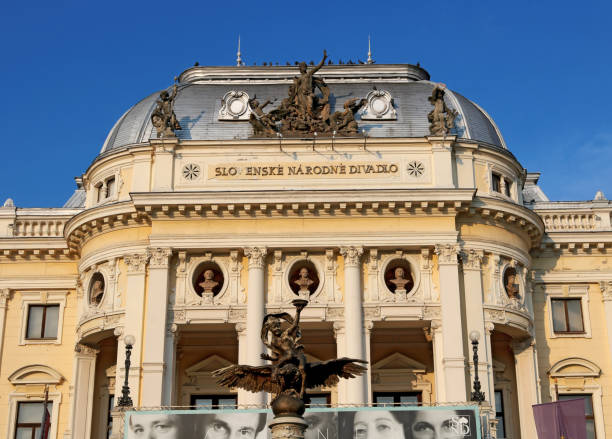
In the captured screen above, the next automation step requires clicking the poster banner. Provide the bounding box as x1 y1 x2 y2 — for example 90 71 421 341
124 405 481 439
533 399 587 439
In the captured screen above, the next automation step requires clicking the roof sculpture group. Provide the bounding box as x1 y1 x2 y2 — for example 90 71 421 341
213 299 367 418
248 50 367 138
151 53 457 139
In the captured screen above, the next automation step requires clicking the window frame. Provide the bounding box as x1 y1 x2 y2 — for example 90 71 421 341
373 391 422 407
7 392 61 439
190 394 237 410
25 304 60 340
19 291 67 345
494 390 506 438
551 298 585 334
545 285 592 339
558 393 596 438
92 171 120 206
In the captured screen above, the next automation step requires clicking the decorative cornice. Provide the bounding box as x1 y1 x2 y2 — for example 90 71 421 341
340 246 363 267
74 343 100 356
435 244 459 265
244 247 267 269
148 247 172 269
461 248 484 270
124 252 150 274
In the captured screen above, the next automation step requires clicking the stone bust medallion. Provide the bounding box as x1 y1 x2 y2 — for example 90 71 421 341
504 269 519 299
390 267 411 293
293 267 314 300
199 269 219 303
89 273 105 306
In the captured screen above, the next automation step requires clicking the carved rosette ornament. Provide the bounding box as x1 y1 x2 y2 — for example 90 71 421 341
244 247 267 269
340 246 364 267
124 253 150 274
434 244 460 265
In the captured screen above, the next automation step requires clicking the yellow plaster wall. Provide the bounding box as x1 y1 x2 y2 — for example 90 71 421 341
0 260 77 277
119 166 133 201
474 162 488 193
459 221 530 254
533 278 612 434
0 289 77 437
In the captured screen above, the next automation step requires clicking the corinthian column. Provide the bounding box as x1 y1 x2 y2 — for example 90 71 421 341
434 244 467 402
340 246 368 405
142 248 172 407
243 247 267 407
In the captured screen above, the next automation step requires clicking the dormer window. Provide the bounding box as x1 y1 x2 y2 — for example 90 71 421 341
105 177 115 199
491 172 513 199
492 173 501 193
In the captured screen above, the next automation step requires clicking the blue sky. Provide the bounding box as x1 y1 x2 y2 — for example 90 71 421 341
1 1 610 207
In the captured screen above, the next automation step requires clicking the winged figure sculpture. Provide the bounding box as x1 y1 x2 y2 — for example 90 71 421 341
213 299 367 413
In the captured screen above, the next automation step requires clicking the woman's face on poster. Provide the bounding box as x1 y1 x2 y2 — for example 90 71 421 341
353 410 404 439
410 410 467 439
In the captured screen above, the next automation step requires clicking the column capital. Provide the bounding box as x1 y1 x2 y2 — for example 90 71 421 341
364 320 374 333
435 244 460 265
340 246 364 267
333 321 345 338
484 321 495 335
600 281 612 302
461 248 484 270
0 288 11 307
124 252 150 274
148 247 172 269
235 322 248 336
244 247 267 269
75 342 99 356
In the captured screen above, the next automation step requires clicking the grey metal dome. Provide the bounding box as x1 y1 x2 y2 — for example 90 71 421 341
100 65 506 155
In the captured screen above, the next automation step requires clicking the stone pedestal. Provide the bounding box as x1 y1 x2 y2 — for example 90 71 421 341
109 408 127 439
269 416 308 439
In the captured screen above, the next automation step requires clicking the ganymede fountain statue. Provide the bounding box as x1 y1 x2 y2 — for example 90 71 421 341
213 299 367 439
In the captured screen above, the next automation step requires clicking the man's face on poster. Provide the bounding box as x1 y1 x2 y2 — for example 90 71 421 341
129 414 179 438
304 411 336 439
204 412 261 439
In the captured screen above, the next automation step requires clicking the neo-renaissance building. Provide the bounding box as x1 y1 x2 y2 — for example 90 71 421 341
1 60 611 439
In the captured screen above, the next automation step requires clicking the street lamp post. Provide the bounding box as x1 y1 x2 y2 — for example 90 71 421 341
117 334 136 407
469 330 486 404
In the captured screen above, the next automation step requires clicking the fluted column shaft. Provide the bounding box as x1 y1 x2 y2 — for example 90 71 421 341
340 246 368 405
244 247 267 407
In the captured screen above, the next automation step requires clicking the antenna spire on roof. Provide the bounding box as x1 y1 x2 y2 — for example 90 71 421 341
367 35 373 64
236 35 243 66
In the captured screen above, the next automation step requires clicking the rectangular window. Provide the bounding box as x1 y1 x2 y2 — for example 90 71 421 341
373 392 421 407
26 305 59 339
503 178 512 197
559 394 596 439
15 401 53 439
551 299 585 333
305 393 331 408
492 173 501 193
190 395 237 410
106 395 114 439
495 390 506 438
105 177 116 199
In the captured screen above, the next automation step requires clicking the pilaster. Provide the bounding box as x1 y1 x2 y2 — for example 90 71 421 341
151 139 178 191
123 251 150 404
434 244 467 402
235 323 250 406
512 339 540 438
428 135 456 188
66 343 99 438
333 321 347 404
0 289 10 365
600 281 612 365
142 248 172 407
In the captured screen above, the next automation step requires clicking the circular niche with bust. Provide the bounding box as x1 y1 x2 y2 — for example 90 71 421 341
192 261 224 298
288 260 320 298
89 272 106 306
384 259 414 294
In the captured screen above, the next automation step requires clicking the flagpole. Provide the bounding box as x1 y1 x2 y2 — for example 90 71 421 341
38 385 48 439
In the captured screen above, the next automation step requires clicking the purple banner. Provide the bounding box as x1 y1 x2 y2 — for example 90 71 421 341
533 399 587 439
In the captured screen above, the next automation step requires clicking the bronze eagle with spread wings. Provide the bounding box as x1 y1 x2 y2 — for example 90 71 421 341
213 299 367 405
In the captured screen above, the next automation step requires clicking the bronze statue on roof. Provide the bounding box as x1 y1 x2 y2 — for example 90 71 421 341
247 50 366 138
427 84 458 136
151 83 181 138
